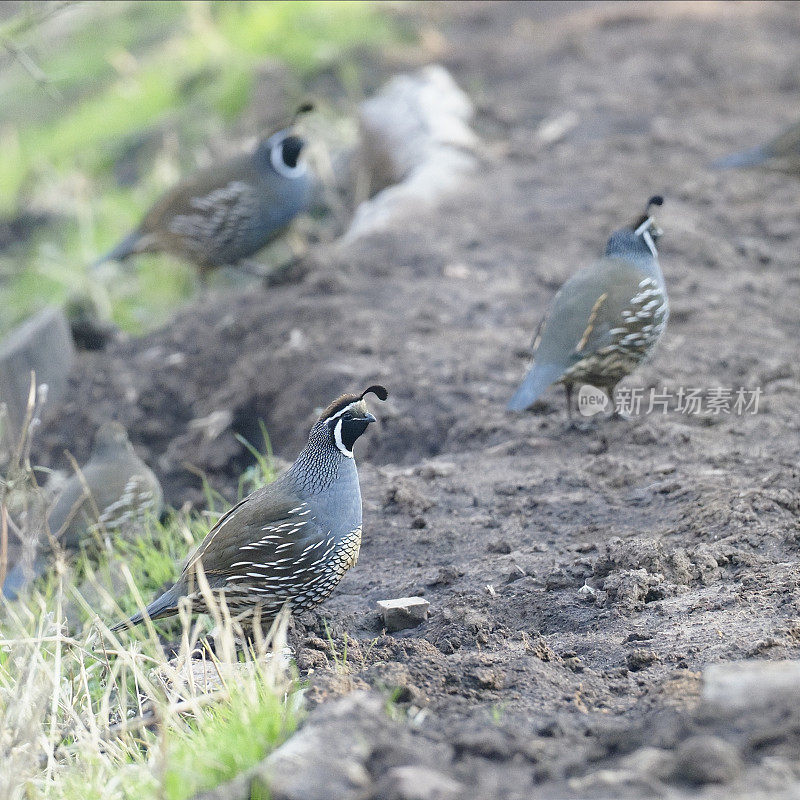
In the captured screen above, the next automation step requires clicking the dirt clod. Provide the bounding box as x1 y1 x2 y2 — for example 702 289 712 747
672 735 743 785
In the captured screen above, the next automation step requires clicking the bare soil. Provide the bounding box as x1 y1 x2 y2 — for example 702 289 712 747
29 2 800 796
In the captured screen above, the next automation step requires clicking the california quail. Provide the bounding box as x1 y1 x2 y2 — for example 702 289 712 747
3 421 163 600
713 120 800 175
94 127 313 276
507 197 668 416
111 386 388 632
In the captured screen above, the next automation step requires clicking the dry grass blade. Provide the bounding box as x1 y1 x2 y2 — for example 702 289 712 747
0 401 298 800
0 503 8 590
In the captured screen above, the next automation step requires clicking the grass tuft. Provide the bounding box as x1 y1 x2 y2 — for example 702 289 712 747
0 407 295 800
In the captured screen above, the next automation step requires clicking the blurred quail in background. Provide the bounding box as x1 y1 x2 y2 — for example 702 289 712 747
3 422 163 600
508 197 669 417
713 119 800 176
94 124 313 277
111 385 388 632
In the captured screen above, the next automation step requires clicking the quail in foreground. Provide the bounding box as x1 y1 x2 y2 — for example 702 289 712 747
713 119 800 176
3 422 163 600
111 386 388 632
94 125 313 277
508 197 668 416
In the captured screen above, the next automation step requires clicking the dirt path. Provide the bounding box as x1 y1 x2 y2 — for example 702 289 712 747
36 2 800 796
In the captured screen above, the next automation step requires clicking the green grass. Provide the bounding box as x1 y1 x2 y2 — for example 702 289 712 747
0 0 406 335
163 670 299 800
0 420 291 800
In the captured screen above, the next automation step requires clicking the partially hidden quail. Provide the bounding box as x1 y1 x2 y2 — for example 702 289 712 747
94 127 313 276
3 422 163 600
110 386 388 632
507 197 668 416
713 119 800 175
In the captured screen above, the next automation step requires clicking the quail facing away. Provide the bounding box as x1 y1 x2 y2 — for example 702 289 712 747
94 126 313 276
3 422 163 600
713 119 800 175
111 386 388 632
507 197 668 416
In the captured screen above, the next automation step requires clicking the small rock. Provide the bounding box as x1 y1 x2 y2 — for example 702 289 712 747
620 746 675 781
672 735 742 785
377 597 431 632
626 649 658 672
374 765 463 800
473 666 505 690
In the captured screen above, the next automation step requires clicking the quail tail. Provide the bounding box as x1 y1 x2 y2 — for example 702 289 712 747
507 363 567 412
712 145 769 170
91 231 142 270
109 584 181 631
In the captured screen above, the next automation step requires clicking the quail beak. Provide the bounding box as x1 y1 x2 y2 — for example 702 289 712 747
362 412 377 424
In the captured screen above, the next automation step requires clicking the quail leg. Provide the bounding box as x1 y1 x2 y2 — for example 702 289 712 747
564 382 591 431
607 385 626 420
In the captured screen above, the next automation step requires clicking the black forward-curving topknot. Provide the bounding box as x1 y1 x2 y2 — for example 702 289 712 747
629 195 665 233
360 385 388 402
319 385 388 421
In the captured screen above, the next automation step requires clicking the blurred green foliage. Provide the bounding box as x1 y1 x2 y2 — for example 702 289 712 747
0 0 403 335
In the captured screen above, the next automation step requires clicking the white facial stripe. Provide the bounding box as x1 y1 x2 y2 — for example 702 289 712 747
270 134 306 179
642 229 657 258
634 216 653 236
634 216 658 258
326 399 365 424
333 418 354 458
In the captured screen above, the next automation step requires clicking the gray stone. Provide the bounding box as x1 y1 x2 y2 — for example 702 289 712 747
0 307 74 436
671 735 742 785
346 65 478 242
377 596 430 632
252 692 382 800
619 746 675 781
373 765 463 800
192 691 459 800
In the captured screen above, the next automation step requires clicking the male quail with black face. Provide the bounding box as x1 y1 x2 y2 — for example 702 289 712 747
3 422 163 600
508 197 668 417
111 386 388 631
94 126 313 277
713 120 800 176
